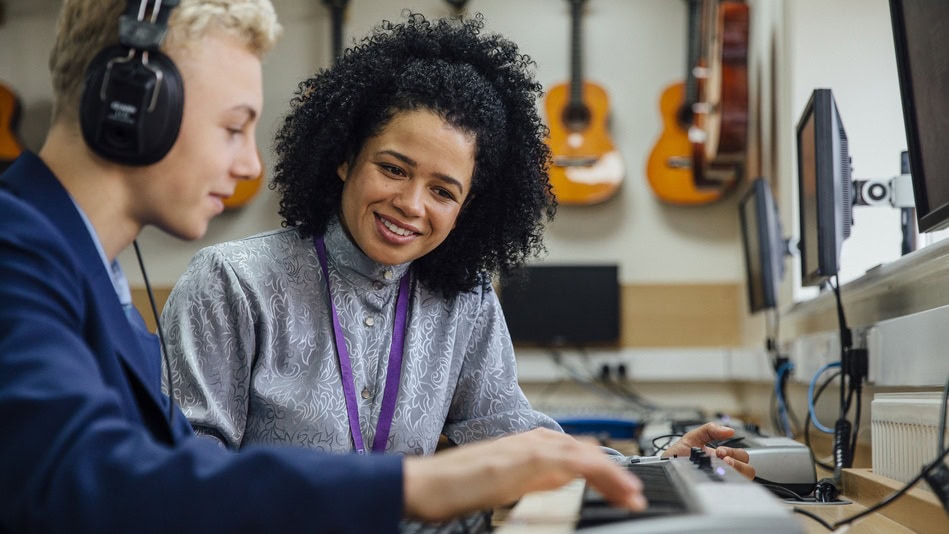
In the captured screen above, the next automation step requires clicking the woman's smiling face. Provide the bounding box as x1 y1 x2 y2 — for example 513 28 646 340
337 109 475 266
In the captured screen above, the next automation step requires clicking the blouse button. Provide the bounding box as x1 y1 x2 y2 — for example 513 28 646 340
372 281 384 290
364 316 375 327
383 270 394 280
361 387 372 400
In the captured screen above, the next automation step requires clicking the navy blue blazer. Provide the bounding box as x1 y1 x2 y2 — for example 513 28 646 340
0 153 403 532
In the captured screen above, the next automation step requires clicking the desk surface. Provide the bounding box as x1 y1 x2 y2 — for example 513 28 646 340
792 497 915 533
494 467 946 533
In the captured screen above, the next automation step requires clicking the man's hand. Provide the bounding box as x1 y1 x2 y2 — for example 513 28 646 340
403 428 646 522
661 423 756 480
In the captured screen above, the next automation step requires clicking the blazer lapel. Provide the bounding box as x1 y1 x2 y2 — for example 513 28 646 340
2 153 175 440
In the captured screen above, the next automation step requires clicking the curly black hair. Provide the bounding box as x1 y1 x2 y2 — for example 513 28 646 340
271 12 555 299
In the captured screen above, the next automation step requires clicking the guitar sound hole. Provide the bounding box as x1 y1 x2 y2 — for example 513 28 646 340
676 104 694 129
562 105 591 132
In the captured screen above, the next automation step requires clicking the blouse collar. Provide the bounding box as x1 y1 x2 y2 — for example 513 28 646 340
323 217 412 287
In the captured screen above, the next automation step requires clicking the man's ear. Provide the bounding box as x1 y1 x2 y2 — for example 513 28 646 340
337 161 349 182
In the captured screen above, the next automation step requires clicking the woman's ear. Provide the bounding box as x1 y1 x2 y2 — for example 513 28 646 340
336 161 349 182
453 194 474 229
461 193 475 211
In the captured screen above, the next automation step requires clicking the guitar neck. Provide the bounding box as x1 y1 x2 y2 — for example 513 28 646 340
323 0 348 64
444 0 470 13
683 0 703 108
331 9 343 61
568 0 586 107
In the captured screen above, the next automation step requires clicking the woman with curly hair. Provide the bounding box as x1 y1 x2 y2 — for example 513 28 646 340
156 13 751 528
161 12 561 459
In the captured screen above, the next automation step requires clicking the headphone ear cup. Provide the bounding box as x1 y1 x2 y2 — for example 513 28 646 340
80 45 184 166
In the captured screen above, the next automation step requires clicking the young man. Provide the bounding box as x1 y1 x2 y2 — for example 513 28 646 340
0 1 750 531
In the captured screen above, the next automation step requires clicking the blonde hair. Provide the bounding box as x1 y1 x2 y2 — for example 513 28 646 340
49 0 282 123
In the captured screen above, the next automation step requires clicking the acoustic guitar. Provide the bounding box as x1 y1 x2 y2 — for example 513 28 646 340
691 0 749 188
545 0 624 205
645 0 733 205
0 81 24 173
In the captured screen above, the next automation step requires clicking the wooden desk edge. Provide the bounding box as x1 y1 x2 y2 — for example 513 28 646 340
842 468 948 534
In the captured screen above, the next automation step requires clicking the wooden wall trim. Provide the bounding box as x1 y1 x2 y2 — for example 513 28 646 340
134 282 742 347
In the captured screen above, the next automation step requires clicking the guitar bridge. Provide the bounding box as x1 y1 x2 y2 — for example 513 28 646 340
553 156 600 167
665 156 692 170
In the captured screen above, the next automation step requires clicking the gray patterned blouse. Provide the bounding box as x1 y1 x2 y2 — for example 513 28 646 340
161 220 559 456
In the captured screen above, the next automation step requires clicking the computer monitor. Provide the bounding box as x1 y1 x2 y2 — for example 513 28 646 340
889 0 949 233
739 177 785 313
499 265 620 347
796 88 853 287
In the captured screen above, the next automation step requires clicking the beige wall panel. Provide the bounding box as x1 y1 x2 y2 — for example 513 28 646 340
621 283 740 347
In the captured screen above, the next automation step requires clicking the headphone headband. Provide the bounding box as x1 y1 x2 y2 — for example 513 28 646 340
119 0 179 51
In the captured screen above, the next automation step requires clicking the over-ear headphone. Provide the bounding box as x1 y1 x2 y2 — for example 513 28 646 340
80 0 183 166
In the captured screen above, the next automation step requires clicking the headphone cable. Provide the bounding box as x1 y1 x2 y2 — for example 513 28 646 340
133 239 175 426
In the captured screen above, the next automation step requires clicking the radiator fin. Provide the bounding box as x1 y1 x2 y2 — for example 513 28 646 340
871 392 948 488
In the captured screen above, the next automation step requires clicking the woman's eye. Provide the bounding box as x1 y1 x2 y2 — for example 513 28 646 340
380 163 405 176
434 188 456 201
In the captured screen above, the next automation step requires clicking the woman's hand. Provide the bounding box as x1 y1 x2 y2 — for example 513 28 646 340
661 423 756 480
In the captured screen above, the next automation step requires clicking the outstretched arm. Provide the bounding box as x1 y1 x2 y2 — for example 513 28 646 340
402 428 646 522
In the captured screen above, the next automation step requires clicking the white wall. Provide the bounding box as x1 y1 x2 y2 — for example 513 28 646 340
130 0 752 287
0 1 58 152
1 0 748 288
2 0 935 327
781 0 949 305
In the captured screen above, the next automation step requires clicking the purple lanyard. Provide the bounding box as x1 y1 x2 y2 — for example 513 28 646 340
314 236 410 454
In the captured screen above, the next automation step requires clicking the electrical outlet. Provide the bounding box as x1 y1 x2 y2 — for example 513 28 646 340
787 330 840 384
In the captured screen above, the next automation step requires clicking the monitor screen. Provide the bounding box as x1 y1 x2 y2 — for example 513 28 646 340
499 265 620 347
889 0 949 232
739 177 785 313
796 88 853 287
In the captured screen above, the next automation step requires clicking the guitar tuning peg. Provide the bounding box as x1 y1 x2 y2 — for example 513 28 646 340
691 102 712 115
688 126 708 144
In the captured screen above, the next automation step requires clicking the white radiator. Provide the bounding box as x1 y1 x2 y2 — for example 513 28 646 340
871 392 947 487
